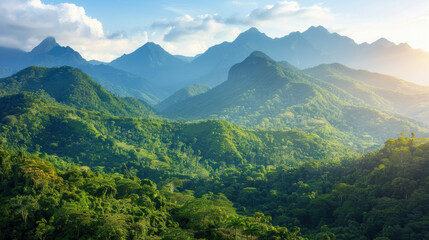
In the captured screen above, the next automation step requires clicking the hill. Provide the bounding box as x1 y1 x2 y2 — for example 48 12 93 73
186 136 429 239
161 51 429 149
155 84 211 112
304 63 429 123
0 92 348 180
0 66 156 117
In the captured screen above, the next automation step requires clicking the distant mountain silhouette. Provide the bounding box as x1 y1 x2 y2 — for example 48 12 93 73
109 42 188 92
0 37 167 105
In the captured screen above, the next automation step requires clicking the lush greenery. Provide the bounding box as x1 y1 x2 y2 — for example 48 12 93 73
1 64 428 240
0 66 156 117
184 136 429 239
0 92 347 182
0 147 310 240
156 84 211 112
303 63 429 123
161 52 429 150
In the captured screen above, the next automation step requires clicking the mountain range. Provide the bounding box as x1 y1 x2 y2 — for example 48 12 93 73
159 51 429 149
0 38 167 105
1 26 428 99
107 26 429 93
1 26 429 239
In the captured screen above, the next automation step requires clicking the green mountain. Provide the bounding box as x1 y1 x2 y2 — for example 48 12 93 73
304 63 429 123
161 51 429 149
0 38 167 105
155 84 211 112
0 66 156 117
0 92 348 180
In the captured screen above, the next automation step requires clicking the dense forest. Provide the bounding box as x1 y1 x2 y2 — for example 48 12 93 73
0 65 428 239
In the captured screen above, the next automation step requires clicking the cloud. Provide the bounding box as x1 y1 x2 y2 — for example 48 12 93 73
152 14 224 42
152 1 333 44
0 0 147 61
226 1 333 25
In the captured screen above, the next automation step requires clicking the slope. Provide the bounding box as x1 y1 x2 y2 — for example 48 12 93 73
162 51 429 149
0 66 156 117
155 84 211 112
187 136 429 239
304 63 429 123
0 92 348 181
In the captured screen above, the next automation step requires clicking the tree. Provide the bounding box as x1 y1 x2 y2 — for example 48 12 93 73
35 218 55 240
226 216 245 240
243 221 259 240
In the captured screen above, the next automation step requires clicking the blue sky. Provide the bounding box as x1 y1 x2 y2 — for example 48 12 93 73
1 0 428 61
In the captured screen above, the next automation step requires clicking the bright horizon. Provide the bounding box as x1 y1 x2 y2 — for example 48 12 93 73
1 0 428 62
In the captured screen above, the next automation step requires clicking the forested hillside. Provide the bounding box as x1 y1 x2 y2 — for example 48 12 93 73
185 136 429 240
0 92 347 182
162 52 429 150
0 66 156 117
0 147 311 240
303 63 429 123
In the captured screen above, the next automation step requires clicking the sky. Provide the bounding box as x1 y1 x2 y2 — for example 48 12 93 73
0 0 428 62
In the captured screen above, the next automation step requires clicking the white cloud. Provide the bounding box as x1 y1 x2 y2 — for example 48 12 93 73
151 1 334 55
0 0 147 61
227 1 333 25
152 14 224 42
150 13 241 56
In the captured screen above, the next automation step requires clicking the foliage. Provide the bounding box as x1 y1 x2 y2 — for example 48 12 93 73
186 137 429 240
0 92 347 182
0 66 156 117
161 52 429 150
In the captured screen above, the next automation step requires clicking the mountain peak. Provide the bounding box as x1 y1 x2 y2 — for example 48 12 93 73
235 27 268 42
31 37 59 54
247 51 274 61
371 38 395 48
142 42 161 48
132 42 168 56
304 25 329 34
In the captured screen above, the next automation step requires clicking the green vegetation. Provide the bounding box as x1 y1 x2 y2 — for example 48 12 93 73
0 66 156 117
0 92 346 182
0 147 310 240
156 84 211 112
185 137 429 240
1 64 428 240
303 63 429 123
161 52 429 150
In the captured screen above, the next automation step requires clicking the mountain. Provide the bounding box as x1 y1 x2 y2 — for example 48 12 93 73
88 59 107 65
303 63 429 123
174 54 195 62
155 84 211 112
77 64 167 105
0 37 167 105
181 26 429 89
29 36 59 54
161 51 429 149
0 92 347 177
109 42 188 91
0 66 156 117
299 26 429 85
188 27 322 85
